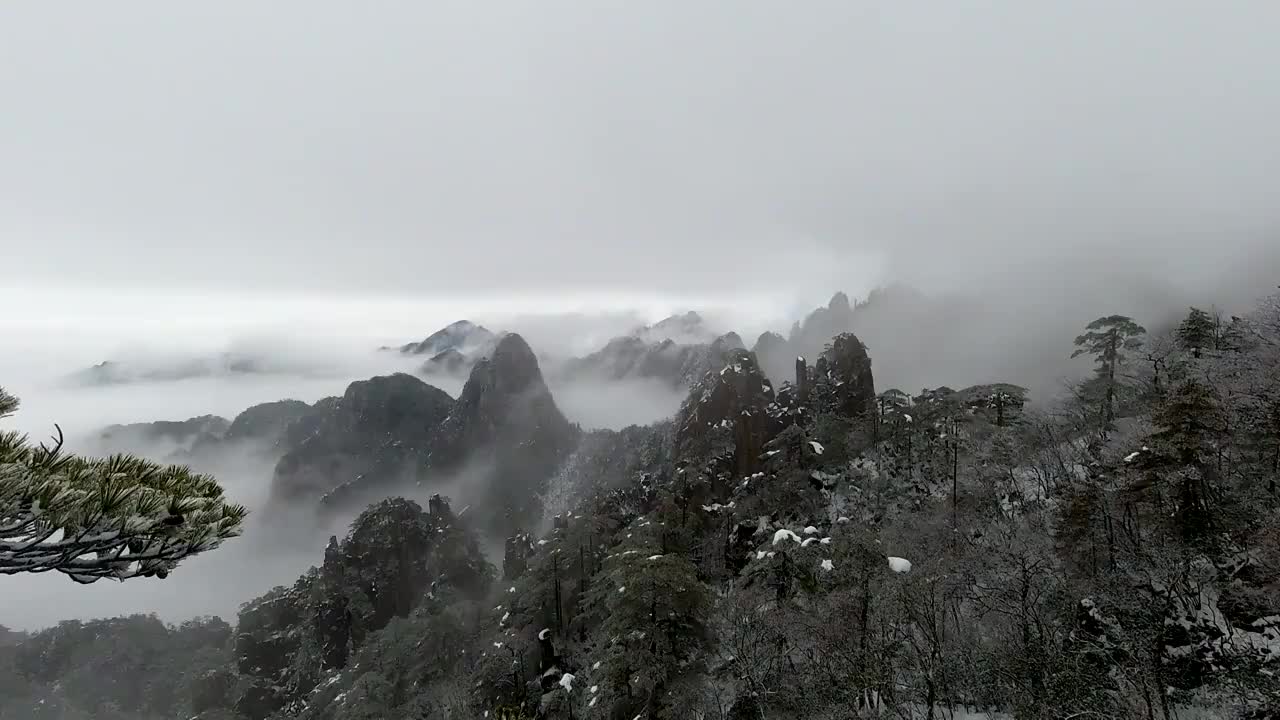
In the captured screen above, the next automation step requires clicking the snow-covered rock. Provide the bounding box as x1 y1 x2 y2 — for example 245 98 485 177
772 528 802 545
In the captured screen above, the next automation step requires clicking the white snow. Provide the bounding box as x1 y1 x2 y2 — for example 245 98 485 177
559 673 576 692
803 526 819 535
589 697 598 708
808 441 825 455
887 556 912 573
772 528 802 545
903 414 913 423
618 586 626 593
756 550 767 560
647 554 664 561
539 628 551 640
1124 451 1141 463
820 559 834 572
802 538 819 547
500 611 510 624
592 661 601 670
508 586 516 593
820 537 832 545
837 516 850 524
591 685 599 694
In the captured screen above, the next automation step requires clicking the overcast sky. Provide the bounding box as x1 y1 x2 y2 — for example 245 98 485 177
2 1 1277 308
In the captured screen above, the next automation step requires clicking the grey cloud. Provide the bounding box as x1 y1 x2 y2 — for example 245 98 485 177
2 2 1276 302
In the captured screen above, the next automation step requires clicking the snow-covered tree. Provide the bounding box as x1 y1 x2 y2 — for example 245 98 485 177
586 550 713 719
1072 315 1147 427
0 387 246 583
1177 306 1217 358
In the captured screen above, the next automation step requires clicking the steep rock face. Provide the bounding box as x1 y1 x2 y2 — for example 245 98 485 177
224 400 312 445
677 349 780 478
397 319 496 356
426 334 579 535
816 332 876 419
270 374 455 502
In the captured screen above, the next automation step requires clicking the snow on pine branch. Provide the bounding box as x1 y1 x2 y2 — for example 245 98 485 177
0 427 246 583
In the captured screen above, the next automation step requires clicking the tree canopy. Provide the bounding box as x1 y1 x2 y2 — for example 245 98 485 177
0 386 246 583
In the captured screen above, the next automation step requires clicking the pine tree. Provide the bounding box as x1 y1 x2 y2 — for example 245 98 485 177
0 386 246 583
1176 307 1216 358
1149 379 1228 542
1072 315 1147 427
586 551 713 719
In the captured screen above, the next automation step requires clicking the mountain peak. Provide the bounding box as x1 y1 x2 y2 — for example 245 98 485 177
398 320 497 356
828 291 852 314
482 333 542 394
634 310 716 344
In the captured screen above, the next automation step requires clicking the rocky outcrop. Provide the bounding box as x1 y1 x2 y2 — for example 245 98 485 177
425 334 579 535
711 331 746 355
752 331 792 385
561 329 744 390
234 498 493 719
632 310 718 344
315 334 577 536
224 399 312 445
559 336 712 388
421 347 469 375
93 400 315 464
788 292 856 361
270 373 455 502
397 319 497 356
94 414 231 457
396 320 502 378
503 533 537 580
816 332 876 419
677 349 781 478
